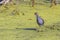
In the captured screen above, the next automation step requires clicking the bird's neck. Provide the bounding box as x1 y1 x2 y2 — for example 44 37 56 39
36 14 38 17
36 15 39 19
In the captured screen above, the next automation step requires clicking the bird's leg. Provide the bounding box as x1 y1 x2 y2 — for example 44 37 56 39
36 25 41 32
36 26 44 32
40 26 44 32
36 28 40 32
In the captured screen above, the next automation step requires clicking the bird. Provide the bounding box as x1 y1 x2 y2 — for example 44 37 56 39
34 12 44 32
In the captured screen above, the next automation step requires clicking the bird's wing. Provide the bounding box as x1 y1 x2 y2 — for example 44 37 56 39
37 16 44 24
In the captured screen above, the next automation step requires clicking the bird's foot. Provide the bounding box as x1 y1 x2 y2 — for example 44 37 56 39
36 29 40 32
36 29 44 32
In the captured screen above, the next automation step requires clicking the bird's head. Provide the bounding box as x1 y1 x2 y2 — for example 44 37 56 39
34 12 38 16
34 12 41 18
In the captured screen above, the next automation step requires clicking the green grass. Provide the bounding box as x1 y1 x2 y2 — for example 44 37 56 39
0 4 60 40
